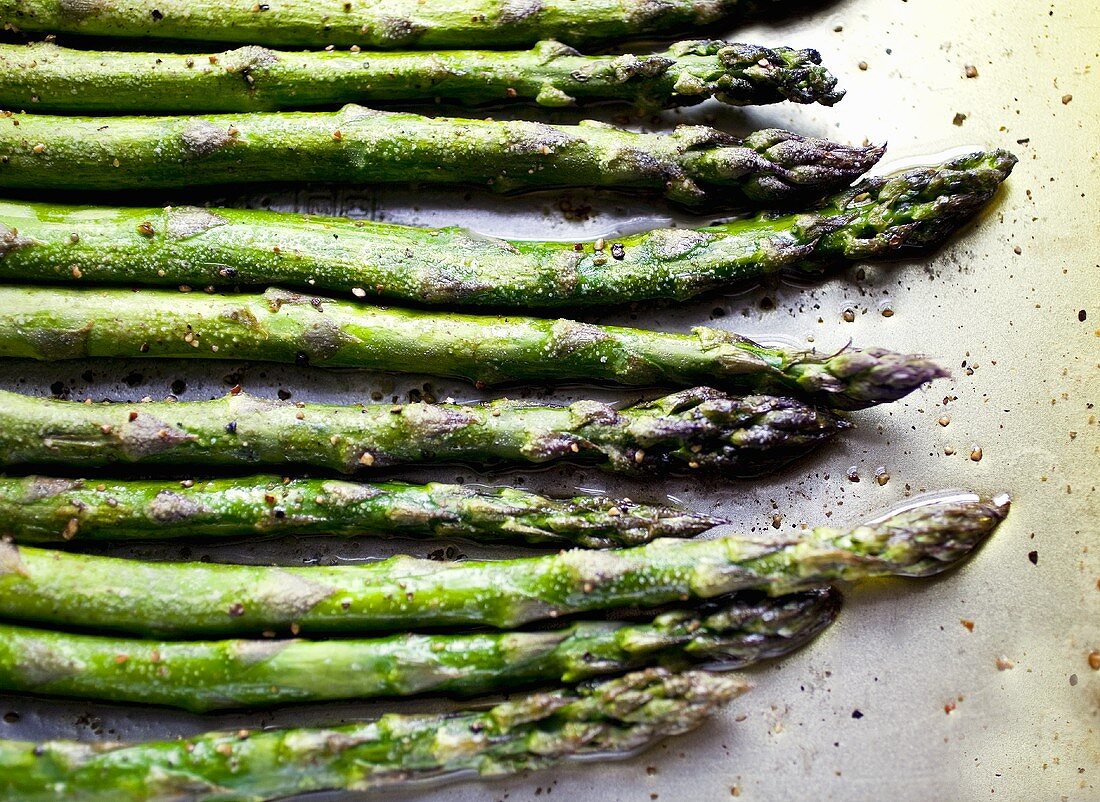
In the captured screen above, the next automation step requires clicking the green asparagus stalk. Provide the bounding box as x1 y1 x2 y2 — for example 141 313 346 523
0 106 878 204
0 40 843 114
0 151 1016 307
0 474 723 547
0 0 789 49
0 286 945 409
0 494 1008 637
0 590 834 711
0 667 749 802
0 387 845 476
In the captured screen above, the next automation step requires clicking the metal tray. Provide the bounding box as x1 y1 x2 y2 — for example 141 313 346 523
0 0 1096 799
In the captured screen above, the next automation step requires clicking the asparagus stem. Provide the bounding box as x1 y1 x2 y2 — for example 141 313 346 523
0 494 1008 637
0 590 834 711
0 667 750 802
0 286 945 409
0 40 843 114
0 107 877 205
0 474 724 547
0 387 846 477
0 0 787 49
0 151 1015 306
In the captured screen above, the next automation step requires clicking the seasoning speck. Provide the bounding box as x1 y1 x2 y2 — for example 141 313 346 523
1027 550 1038 565
1087 651 1100 671
964 64 979 78
960 619 974 632
1062 94 1073 105
969 446 983 462
857 61 868 71
952 112 967 126
842 309 856 323
995 656 1015 671
851 709 863 719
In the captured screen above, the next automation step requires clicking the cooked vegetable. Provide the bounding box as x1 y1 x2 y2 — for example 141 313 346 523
0 387 845 476
0 667 749 802
0 494 1008 637
0 286 945 409
0 151 1015 306
0 40 842 113
0 590 835 711
0 474 722 547
0 0 792 49
0 107 878 205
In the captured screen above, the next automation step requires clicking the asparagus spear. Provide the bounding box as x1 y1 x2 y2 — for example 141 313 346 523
0 474 723 547
0 387 845 476
0 40 843 114
0 106 879 204
0 0 787 49
0 494 1008 637
0 590 834 711
0 667 748 802
0 286 945 409
0 151 1016 307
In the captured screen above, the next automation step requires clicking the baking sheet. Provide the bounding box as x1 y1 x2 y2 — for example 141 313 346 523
0 0 1097 799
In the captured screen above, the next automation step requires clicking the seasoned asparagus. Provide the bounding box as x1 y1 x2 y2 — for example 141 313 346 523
0 668 749 802
0 40 843 114
0 0 789 49
0 107 879 204
0 151 1016 306
0 590 835 711
0 387 845 477
0 474 723 547
0 494 1008 637
0 286 945 409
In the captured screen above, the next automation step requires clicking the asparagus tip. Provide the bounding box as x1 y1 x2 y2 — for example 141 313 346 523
728 129 884 204
795 346 949 409
684 587 842 666
828 149 1017 259
714 42 844 106
864 491 1010 577
633 388 848 476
